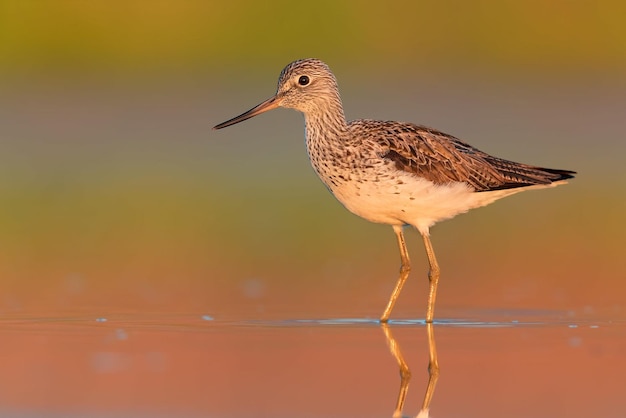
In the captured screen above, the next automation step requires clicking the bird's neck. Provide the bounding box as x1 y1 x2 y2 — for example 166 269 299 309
303 94 349 146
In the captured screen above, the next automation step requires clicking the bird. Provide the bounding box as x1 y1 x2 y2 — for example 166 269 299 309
213 58 575 323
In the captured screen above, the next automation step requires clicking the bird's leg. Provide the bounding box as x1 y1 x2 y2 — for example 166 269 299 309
380 225 411 323
421 234 440 323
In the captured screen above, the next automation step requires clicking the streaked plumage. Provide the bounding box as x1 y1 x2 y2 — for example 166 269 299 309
214 58 575 322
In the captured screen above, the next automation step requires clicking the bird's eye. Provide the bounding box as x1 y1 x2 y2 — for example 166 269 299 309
298 75 310 86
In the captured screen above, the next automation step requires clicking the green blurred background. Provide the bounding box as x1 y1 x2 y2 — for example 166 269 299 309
0 1 624 317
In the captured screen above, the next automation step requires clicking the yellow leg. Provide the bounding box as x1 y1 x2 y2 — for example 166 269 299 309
380 225 411 323
422 234 440 324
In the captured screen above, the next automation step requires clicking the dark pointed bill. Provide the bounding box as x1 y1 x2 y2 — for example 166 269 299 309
213 96 280 130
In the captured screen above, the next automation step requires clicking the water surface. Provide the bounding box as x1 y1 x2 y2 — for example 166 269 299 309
1 311 623 418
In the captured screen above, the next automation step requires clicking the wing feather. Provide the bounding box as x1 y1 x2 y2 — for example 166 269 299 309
351 120 575 192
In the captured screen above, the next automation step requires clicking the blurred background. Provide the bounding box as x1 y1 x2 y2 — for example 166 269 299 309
0 0 624 319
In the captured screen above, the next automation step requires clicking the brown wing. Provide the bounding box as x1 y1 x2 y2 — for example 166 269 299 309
356 120 575 191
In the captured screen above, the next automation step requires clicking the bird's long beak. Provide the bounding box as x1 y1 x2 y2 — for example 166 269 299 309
213 95 281 130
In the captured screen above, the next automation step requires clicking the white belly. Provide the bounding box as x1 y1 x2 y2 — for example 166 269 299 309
329 171 528 235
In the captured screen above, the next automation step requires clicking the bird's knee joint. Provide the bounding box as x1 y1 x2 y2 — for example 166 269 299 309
399 263 411 275
428 266 440 281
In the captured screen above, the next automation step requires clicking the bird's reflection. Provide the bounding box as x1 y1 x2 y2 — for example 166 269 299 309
381 323 439 418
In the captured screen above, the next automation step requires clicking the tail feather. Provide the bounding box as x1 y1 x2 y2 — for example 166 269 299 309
483 158 576 191
539 167 576 181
